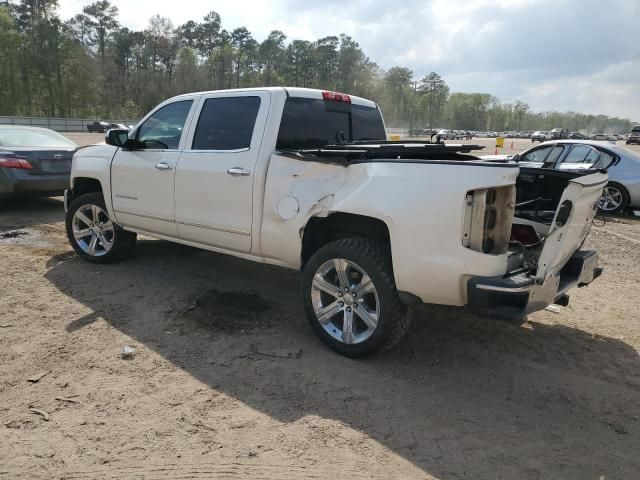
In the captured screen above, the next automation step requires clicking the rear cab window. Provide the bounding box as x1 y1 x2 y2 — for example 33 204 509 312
276 95 386 150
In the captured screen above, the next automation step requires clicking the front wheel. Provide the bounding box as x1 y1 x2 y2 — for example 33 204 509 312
301 238 411 357
65 192 136 263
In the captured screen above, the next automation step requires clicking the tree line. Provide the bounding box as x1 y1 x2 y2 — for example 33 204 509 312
0 0 635 133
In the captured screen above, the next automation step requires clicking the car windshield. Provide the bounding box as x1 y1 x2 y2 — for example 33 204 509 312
0 128 76 148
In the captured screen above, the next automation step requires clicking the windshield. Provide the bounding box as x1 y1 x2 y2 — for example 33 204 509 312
276 97 386 149
0 128 76 148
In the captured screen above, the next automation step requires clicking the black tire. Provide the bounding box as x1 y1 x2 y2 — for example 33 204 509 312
65 192 136 263
598 182 629 214
301 237 411 357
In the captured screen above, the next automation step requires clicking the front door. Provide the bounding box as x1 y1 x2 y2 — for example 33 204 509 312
111 99 195 236
174 91 271 252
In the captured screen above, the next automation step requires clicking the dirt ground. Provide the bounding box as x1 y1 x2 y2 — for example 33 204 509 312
1 138 640 479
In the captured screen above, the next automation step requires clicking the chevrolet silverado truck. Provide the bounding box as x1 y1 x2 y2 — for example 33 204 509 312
64 87 606 357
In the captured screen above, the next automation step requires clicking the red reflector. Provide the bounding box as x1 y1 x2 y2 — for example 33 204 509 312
322 91 351 103
0 155 32 170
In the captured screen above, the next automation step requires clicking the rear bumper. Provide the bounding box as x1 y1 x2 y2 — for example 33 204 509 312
467 250 602 320
0 169 69 198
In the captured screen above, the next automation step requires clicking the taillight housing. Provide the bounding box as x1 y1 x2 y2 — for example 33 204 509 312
462 185 516 255
0 152 32 170
322 91 351 103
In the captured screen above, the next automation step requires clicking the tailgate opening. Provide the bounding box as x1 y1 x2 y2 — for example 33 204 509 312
507 168 607 281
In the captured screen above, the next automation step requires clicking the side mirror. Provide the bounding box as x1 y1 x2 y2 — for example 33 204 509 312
105 128 130 147
512 153 520 162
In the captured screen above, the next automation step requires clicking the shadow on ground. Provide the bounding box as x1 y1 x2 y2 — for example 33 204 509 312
45 239 640 479
0 196 64 229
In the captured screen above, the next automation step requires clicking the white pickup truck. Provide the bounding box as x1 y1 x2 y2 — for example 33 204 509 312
64 87 606 357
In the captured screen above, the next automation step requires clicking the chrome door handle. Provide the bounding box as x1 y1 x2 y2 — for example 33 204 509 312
227 167 250 176
155 162 173 170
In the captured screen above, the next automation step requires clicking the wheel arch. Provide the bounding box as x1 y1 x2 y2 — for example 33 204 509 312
301 212 392 267
71 177 103 198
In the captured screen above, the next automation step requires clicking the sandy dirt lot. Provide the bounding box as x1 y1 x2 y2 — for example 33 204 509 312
1 138 640 479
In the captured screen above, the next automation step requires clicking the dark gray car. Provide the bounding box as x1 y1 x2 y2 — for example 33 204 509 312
0 126 76 198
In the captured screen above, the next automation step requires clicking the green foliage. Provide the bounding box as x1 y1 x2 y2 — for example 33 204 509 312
0 0 635 133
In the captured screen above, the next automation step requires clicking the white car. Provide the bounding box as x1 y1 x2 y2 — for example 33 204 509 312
531 131 553 142
63 87 606 357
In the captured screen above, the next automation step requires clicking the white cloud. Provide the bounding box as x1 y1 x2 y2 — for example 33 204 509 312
56 0 640 120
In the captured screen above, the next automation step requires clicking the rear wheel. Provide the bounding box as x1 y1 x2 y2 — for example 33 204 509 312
301 237 411 357
65 192 136 263
598 182 629 214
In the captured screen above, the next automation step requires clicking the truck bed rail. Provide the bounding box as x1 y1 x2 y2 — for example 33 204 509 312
278 141 492 165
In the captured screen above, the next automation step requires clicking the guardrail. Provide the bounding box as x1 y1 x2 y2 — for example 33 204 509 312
1 115 409 137
0 116 136 132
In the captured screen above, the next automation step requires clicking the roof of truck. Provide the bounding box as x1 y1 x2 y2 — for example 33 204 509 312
168 87 378 109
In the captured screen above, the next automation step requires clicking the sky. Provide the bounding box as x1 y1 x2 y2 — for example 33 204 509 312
58 0 640 121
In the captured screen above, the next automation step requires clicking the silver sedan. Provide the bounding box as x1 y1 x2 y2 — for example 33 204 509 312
498 140 640 213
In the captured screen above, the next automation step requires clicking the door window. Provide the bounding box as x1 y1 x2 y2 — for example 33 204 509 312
591 150 616 169
192 96 261 150
136 100 193 149
562 145 597 164
545 145 565 165
521 145 553 163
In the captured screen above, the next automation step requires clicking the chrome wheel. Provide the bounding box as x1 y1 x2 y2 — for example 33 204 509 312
311 258 380 345
71 204 114 256
599 186 623 212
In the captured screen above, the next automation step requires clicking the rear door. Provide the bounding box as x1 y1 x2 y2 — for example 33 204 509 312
556 144 599 172
535 171 608 283
174 91 270 252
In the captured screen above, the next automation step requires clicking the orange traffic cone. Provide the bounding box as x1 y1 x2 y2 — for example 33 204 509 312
510 141 514 149
495 147 498 155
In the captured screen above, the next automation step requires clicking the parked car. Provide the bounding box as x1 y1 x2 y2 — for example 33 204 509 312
550 128 569 139
454 130 472 140
626 132 640 145
437 129 456 140
63 87 605 357
87 121 109 133
590 134 616 141
508 140 640 213
108 123 130 131
531 131 552 142
570 132 587 139
0 125 76 198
